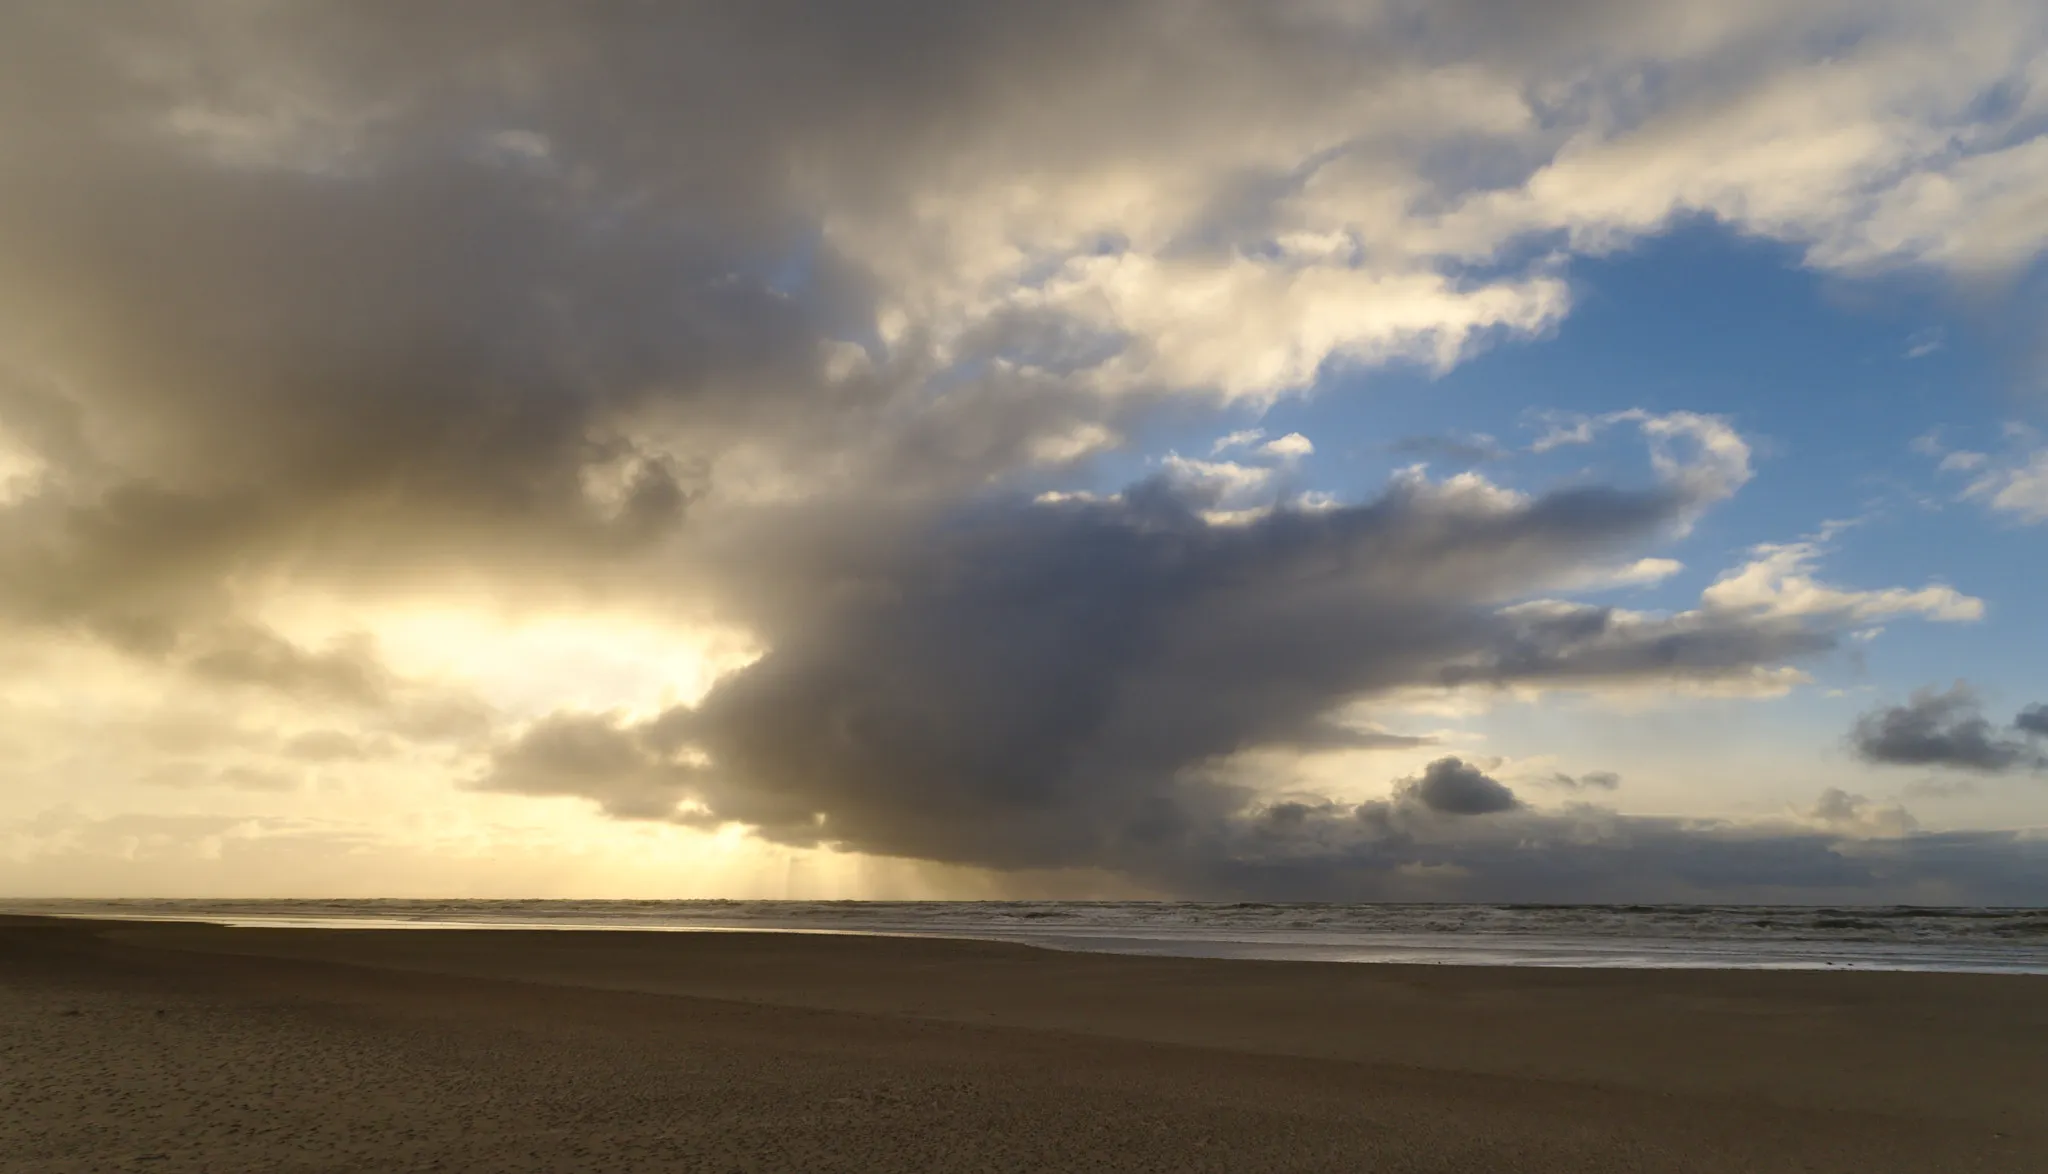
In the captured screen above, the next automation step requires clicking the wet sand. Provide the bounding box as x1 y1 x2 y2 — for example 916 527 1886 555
3 914 2044 1172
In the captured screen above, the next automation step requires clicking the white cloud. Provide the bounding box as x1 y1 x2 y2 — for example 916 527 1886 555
1409 5 2048 280
1964 448 2048 522
1700 541 1984 623
810 3 2048 409
1211 428 1266 454
1259 432 1315 459
1530 414 1599 453
1021 254 1571 400
1561 557 1686 591
1633 410 1756 513
1905 329 1946 359
1028 421 1120 465
1034 489 1112 506
1613 558 1685 587
1925 424 2048 523
1159 454 1275 505
1162 434 1316 522
1389 466 1530 515
1472 533 1986 709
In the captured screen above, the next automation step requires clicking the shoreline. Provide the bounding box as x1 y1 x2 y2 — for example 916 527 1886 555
9 900 2044 975
6 914 2046 1171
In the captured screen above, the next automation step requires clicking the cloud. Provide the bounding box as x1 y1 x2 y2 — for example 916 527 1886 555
183 625 392 708
1413 4 2048 283
1924 425 2048 524
1387 434 1508 464
1546 770 1623 791
1182 793 2048 903
1805 788 1918 837
478 711 709 823
1398 757 1521 814
1157 454 1277 510
477 424 1987 889
1698 540 1982 624
1905 329 1946 359
1530 415 1601 453
1524 410 1757 518
1211 429 1266 455
1851 684 2048 773
1964 448 2048 523
1903 777 1981 800
1265 718 1436 753
1259 432 1315 459
2018 704 2048 738
1603 558 1685 588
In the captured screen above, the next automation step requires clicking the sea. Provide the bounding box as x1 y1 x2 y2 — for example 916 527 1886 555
7 898 2048 974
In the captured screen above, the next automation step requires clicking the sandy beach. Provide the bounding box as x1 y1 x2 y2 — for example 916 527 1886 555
4 914 2044 1172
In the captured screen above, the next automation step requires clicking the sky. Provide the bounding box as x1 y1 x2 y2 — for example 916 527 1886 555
2 0 2046 903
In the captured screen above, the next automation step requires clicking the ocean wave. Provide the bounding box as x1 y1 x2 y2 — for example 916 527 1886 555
8 898 2045 974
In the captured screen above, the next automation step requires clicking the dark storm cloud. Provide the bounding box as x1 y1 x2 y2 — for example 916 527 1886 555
2017 704 2048 738
1398 757 1521 814
1851 685 2048 773
478 460 1958 892
487 685 2048 901
621 473 1729 866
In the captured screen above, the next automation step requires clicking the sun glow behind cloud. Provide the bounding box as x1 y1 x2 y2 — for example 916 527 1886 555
256 599 763 722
